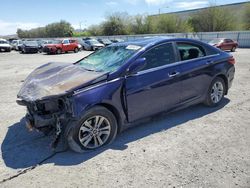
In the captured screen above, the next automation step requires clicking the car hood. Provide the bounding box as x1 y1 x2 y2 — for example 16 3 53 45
0 44 11 47
17 62 107 102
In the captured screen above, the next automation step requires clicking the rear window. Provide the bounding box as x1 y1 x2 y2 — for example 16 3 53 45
177 43 206 61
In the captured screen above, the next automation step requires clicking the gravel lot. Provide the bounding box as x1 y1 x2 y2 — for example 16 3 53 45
0 49 249 188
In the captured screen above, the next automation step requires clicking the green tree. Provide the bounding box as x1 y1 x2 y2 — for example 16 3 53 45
151 14 192 33
102 12 129 35
16 20 73 38
189 6 236 32
244 4 250 30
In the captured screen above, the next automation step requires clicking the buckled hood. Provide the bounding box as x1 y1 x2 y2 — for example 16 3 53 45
17 62 107 101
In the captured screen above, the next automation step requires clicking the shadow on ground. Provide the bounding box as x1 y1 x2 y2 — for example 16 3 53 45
1 99 229 169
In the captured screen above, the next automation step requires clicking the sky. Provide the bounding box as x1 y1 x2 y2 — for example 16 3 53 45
0 0 249 35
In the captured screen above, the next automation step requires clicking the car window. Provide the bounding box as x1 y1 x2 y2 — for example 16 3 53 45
176 42 206 61
140 43 175 71
63 40 69 44
225 39 233 43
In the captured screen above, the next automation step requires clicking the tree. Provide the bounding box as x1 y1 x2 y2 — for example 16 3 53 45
151 14 192 33
189 6 236 32
16 20 73 38
45 20 73 37
244 4 250 30
129 14 153 34
102 12 129 35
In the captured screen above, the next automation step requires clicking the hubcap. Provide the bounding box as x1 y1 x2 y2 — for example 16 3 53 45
78 115 111 149
210 81 224 103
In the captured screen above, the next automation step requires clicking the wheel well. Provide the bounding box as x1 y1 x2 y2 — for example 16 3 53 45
217 74 228 95
96 103 122 133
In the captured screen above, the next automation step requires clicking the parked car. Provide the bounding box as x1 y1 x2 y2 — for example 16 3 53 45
111 38 125 43
36 40 53 52
11 40 23 51
43 39 80 54
16 37 235 153
208 38 238 52
19 41 40 53
0 38 12 52
75 39 86 50
83 39 105 51
98 38 112 46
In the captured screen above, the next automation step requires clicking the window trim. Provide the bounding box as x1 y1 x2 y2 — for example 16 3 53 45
127 41 220 77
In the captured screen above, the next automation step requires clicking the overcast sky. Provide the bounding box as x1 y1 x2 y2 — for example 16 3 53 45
0 0 248 35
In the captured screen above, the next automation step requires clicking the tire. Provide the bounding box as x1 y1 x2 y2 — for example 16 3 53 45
74 48 79 53
204 77 226 107
56 48 62 54
66 106 118 153
231 46 236 52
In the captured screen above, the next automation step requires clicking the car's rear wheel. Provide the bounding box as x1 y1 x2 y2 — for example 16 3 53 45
56 48 62 54
231 46 236 52
66 106 118 153
74 48 79 53
204 77 225 107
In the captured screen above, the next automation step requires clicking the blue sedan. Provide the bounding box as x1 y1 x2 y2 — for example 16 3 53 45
17 37 235 152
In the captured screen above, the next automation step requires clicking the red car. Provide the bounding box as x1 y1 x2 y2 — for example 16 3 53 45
43 39 80 54
208 38 238 52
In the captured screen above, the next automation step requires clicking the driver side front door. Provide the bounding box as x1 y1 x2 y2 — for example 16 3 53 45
125 42 182 122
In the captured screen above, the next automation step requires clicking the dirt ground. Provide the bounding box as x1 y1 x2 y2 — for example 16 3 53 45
0 49 249 188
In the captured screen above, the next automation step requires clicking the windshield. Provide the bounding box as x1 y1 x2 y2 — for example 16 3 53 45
102 39 111 43
87 40 99 45
209 39 223 44
0 40 8 44
52 40 62 44
24 41 38 46
78 45 141 72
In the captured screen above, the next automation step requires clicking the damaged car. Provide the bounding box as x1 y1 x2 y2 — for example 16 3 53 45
17 37 235 153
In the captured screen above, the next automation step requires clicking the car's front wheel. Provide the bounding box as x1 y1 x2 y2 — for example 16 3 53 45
204 77 226 107
66 106 118 153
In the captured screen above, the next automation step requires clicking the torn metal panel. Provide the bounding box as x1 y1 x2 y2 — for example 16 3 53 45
17 62 107 101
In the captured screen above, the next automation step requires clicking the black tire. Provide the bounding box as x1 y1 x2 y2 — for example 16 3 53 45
65 106 118 153
204 77 226 107
56 48 62 54
231 46 236 52
74 48 79 53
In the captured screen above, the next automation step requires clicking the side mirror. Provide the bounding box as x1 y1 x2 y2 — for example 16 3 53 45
127 58 147 75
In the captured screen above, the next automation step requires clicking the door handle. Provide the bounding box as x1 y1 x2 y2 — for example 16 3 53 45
168 71 180 77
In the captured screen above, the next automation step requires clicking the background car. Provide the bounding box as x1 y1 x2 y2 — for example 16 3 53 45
19 41 39 53
83 39 105 51
0 38 12 52
11 40 23 51
98 38 112 46
208 38 238 52
17 37 235 153
43 39 80 54
111 38 125 43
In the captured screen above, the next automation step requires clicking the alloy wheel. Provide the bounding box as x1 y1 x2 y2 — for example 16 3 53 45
78 115 111 149
210 81 224 104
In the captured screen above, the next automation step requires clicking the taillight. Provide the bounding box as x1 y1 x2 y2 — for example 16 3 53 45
228 56 235 65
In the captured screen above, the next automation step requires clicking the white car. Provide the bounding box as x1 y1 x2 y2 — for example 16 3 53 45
0 38 11 52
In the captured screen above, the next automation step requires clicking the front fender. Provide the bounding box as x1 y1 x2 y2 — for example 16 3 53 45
71 78 127 124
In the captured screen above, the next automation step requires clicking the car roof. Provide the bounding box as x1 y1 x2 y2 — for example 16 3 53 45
111 37 204 48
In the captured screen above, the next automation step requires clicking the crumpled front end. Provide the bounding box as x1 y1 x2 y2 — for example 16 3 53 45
16 62 108 147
